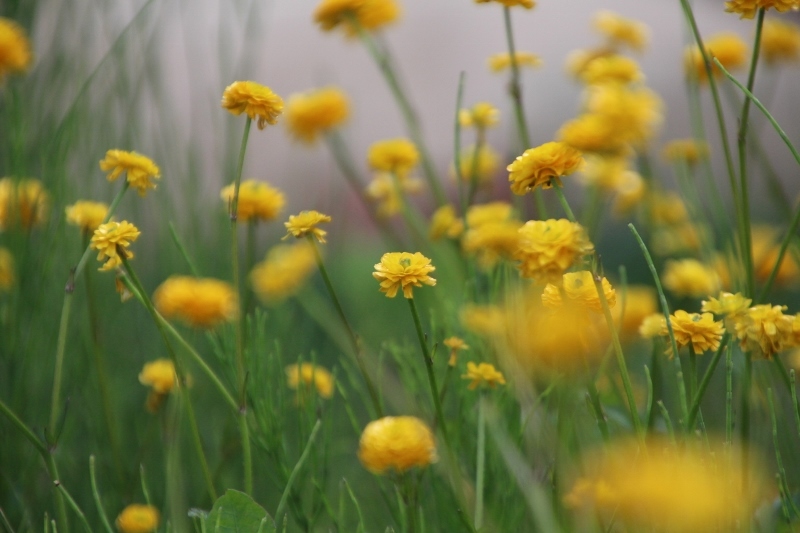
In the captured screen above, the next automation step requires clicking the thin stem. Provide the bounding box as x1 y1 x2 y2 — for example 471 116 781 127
239 411 253 496
54 482 93 533
89 456 114 533
726 342 734 445
44 454 70 533
454 72 467 216
741 352 752 493
552 182 576 223
586 368 610 442
275 419 322 523
168 222 201 277
686 335 728 430
0 398 47 455
475 395 486 530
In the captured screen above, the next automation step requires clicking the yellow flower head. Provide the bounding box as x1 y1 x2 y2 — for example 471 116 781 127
221 81 284 130
65 200 109 233
565 48 614 79
557 113 627 155
460 304 505 337
90 221 140 271
115 504 160 533
649 190 689 225
139 359 177 394
733 304 794 358
373 251 436 298
99 150 161 197
367 138 419 177
487 51 543 72
507 141 584 195
462 361 506 390
662 138 710 166
459 102 500 129
0 18 33 80
662 259 720 299
761 19 800 65
429 204 464 241
752 225 800 287
314 0 400 36
220 180 285 223
542 271 616 312
611 170 645 215
0 247 14 292
614 285 658 340
286 363 334 399
283 210 332 243
153 276 238 329
580 55 644 85
725 0 800 19
358 416 437 474
443 336 469 366
475 0 535 8
667 310 725 356
285 86 350 143
366 172 424 218
685 32 748 82
515 219 594 282
250 242 317 303
579 155 633 190
465 201 513 228
640 313 667 339
0 178 50 230
452 144 500 185
702 291 752 318
584 84 663 147
462 220 523 270
593 11 649 52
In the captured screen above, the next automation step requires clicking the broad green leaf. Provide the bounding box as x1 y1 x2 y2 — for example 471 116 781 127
205 490 276 533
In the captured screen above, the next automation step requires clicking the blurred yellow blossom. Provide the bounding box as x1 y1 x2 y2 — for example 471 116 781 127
702 291 752 318
90 221 140 271
443 336 469 366
593 11 649 52
0 178 50 230
733 304 794 358
314 0 400 36
153 276 238 329
462 219 522 269
667 310 725 355
284 210 332 243
373 252 436 298
662 259 720 299
453 144 500 185
507 141 584 195
65 201 109 233
429 204 464 241
250 242 317 303
579 155 632 190
685 33 748 82
358 416 437 474
465 201 514 228
640 313 667 339
488 51 542 72
649 191 689 225
614 285 658 340
285 86 350 143
761 19 800 65
220 180 285 223
515 219 594 282
558 113 627 154
460 304 505 337
459 102 500 129
541 271 616 312
725 0 800 19
139 359 177 401
662 139 710 166
0 247 13 292
611 170 645 215
584 84 663 147
0 18 33 81
366 172 424 218
221 81 284 129
286 363 334 399
752 225 800 287
565 48 614 79
462 362 506 390
367 138 419 177
580 55 643 85
115 504 160 533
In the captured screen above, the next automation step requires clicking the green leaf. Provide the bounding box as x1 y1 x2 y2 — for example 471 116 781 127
205 490 276 533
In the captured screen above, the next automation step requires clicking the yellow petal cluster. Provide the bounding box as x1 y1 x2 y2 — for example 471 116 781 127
593 11 649 52
90 221 140 271
115 504 160 533
558 113 627 154
579 155 634 190
429 204 464 241
459 102 500 129
685 33 748 83
358 416 437 474
583 84 663 148
725 0 800 19
462 202 521 269
286 363 334 399
662 139 710 166
139 359 177 394
761 19 800 65
284 86 350 143
453 144 500 185
507 141 584 195
221 81 284 129
733 304 794 358
250 242 317 303
614 285 658 340
153 276 238 329
0 178 50 230
667 310 725 355
372 251 436 298
542 271 616 312
475 0 535 8
580 55 643 85
515 219 594 282
220 180 285 223
639 313 667 339
366 172 424 218
284 210 332 243
460 304 506 337
462 361 506 390
0 247 14 292
702 291 752 318
99 150 161 197
65 200 109 233
314 0 400 36
367 138 419 177
662 259 720 299
751 225 800 287
487 51 542 72
0 18 33 80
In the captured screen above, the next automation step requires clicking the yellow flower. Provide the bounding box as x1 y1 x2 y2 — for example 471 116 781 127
285 86 350 143
725 0 800 19
0 18 33 81
99 150 161 197
465 201 513 228
429 204 464 241
593 11 649 52
452 144 500 185
358 416 437 474
220 180 285 223
584 84 663 147
459 102 500 129
487 51 543 72
752 225 800 287
366 172 424 218
462 361 506 390
733 304 795 358
515 219 594 282
761 19 800 65
90 221 140 271
367 138 419 177
639 313 667 339
611 170 645 215
475 0 535 8
139 359 177 394
443 336 469 366
662 138 710 166
314 0 400 36
580 55 644 85
701 291 752 318
0 178 49 230
0 247 14 292
579 155 632 190
685 32 748 83
221 81 284 130
286 363 334 399
565 48 614 79
373 252 436 298
250 242 317 303
542 271 616 312
460 304 505 337
649 190 689 225
115 504 160 533
614 285 658 340
153 276 238 329
283 210 332 243
662 259 720 299
557 113 627 155
507 141 584 195
462 220 523 269
65 200 109 233
667 310 725 355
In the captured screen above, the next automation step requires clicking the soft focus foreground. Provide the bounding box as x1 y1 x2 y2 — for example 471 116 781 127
3 1 800 533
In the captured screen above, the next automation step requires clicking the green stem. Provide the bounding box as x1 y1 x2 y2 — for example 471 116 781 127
475 395 486 530
552 182 576 223
454 72 467 216
466 128 486 207
89 456 114 533
45 454 70 533
239 410 253 495
55 482 93 533
585 374 610 442
741 352 752 493
726 342 734 445
275 419 322 523
168 222 201 277
686 334 728 430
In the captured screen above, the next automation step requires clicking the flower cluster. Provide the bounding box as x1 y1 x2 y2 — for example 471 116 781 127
725 0 800 19
684 32 748 83
662 259 720 298
462 362 506 390
99 150 161 197
666 310 725 356
358 416 437 474
284 210 332 243
541 271 616 312
115 504 160 533
286 363 335 399
366 172 424 218
139 359 177 412
761 19 800 65
314 0 400 36
367 138 419 177
487 51 542 72
153 276 238 329
461 202 522 269
459 102 500 129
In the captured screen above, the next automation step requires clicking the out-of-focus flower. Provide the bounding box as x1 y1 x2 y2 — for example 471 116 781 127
459 102 500 129
462 362 506 390
115 504 160 533
614 285 658 340
579 155 632 190
358 416 437 473
373 252 436 298
760 19 800 65
593 11 649 52
488 51 543 72
220 180 285 223
733 304 794 358
462 219 523 269
221 81 284 129
507 142 584 195
286 363 334 399
580 55 643 85
685 33 748 83
565 48 614 79
475 0 535 8
640 313 667 339
429 204 464 241
366 172 424 218
558 113 627 155
250 242 317 303
153 276 238 329
139 359 177 394
584 84 663 147
99 150 161 197
611 170 645 215
662 259 720 299
667 310 725 356
0 247 14 292
284 210 332 243
460 304 505 337
702 291 752 318
285 87 350 143
443 336 469 366
651 223 708 257
725 0 800 19
314 0 400 36
515 219 594 282
541 271 616 312
649 191 689 225
465 202 514 228
752 225 800 287
662 139 710 167
0 18 33 81
90 221 140 271
0 178 50 230
452 144 500 185
367 138 419 177
65 201 109 233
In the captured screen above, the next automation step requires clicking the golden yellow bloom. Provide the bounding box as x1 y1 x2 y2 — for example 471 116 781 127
515 219 594 282
0 18 33 80
462 361 506 390
373 252 436 298
220 180 285 223
462 208 522 269
725 0 800 19
557 113 627 154
460 304 505 337
611 170 645 215
702 291 752 318
221 81 284 130
153 276 238 329
139 359 177 394
579 155 632 190
452 144 500 185
761 19 800 65
286 363 334 399
507 142 584 195
314 0 400 36
662 139 710 166
250 242 317 303
662 259 720 299
285 87 350 143
639 313 667 339
459 102 500 129
580 55 643 85
542 271 616 312
90 221 140 271
565 48 614 79
584 84 663 147
593 11 649 52
685 32 748 82
733 304 795 358
283 210 332 243
366 172 424 218
649 191 689 225
358 416 437 474
465 201 513 228
99 150 161 197
614 285 658 340
475 0 535 8
0 178 49 230
443 336 469 366
65 201 109 233
367 138 419 177
429 204 464 241
115 504 160 533
0 247 14 292
487 51 543 72
752 225 800 287
668 310 725 355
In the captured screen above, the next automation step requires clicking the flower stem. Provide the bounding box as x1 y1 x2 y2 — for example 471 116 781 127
454 72 467 215
475 395 487 530
552 182 576 223
407 298 448 441
275 419 322 523
686 334 728 430
89 456 114 533
741 352 752 492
